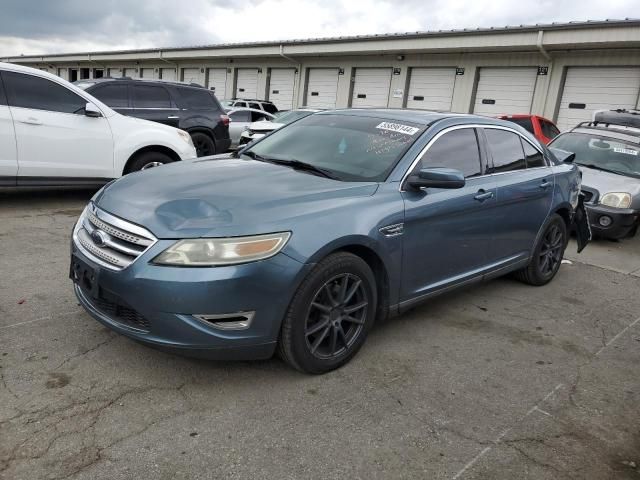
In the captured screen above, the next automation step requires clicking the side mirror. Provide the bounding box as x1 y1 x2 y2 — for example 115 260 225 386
84 103 102 118
407 167 466 190
549 147 575 164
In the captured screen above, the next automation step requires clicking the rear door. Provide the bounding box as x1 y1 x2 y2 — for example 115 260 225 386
482 127 554 265
131 83 180 128
3 70 113 180
0 72 17 184
401 127 498 300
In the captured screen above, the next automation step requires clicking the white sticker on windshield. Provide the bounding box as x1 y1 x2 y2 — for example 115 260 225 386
376 122 420 135
614 147 638 156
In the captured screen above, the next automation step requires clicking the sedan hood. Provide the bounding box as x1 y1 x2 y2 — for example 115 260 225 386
96 155 378 239
580 166 640 201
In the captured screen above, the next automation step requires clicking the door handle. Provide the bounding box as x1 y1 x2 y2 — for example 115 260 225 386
539 180 551 189
474 190 494 202
20 117 42 125
167 116 179 119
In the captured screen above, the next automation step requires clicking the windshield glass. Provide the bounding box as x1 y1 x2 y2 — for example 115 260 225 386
273 110 316 125
245 114 426 182
550 132 640 178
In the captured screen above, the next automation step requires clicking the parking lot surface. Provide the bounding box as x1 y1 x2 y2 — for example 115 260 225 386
1 189 639 480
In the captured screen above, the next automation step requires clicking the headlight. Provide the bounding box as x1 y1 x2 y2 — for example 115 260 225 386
153 232 291 266
600 192 632 209
177 129 194 146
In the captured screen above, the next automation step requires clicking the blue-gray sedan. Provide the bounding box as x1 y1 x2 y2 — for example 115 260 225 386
70 109 586 373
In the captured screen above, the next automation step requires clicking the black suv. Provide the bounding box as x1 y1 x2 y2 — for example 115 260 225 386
76 78 231 156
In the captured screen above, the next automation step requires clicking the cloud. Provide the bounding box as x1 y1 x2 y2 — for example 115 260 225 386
0 0 637 56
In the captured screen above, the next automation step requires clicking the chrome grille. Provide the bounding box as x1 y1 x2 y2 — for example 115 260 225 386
73 204 156 270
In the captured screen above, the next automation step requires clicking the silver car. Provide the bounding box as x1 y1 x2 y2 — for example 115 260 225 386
238 108 324 147
549 110 640 239
226 108 276 149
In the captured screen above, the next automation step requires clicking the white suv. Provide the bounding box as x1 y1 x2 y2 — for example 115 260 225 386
0 62 196 186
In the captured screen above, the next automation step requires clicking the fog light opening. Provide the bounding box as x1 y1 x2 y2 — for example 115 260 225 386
598 215 613 227
193 311 255 330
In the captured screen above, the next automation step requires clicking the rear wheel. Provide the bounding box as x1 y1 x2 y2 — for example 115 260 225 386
515 214 567 286
126 151 173 173
278 252 377 374
191 132 216 157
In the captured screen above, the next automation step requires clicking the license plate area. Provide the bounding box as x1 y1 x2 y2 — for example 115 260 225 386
70 254 100 299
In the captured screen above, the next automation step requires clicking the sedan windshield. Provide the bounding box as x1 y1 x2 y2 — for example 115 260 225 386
244 114 425 182
550 132 640 179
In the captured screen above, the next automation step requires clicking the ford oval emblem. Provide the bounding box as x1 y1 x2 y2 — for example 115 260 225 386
91 230 109 248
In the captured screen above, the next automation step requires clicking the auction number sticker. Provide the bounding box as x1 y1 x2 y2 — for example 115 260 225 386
614 147 638 156
376 122 419 135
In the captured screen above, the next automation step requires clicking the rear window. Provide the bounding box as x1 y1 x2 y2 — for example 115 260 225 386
262 103 278 114
247 114 426 182
132 84 172 108
503 117 534 134
177 87 220 109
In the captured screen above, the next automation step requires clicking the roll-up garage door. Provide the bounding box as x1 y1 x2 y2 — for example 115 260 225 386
123 68 139 78
269 68 296 110
473 67 537 116
207 68 227 100
236 68 259 98
57 68 68 81
183 68 205 86
140 68 156 79
351 68 392 108
406 68 456 111
305 68 340 108
160 68 177 81
556 67 640 131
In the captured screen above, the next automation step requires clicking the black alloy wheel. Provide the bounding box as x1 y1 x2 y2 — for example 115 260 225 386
538 223 564 276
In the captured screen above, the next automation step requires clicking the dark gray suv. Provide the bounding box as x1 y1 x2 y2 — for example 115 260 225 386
76 78 231 156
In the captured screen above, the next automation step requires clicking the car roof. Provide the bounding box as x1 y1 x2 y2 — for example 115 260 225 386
77 77 205 89
227 107 275 115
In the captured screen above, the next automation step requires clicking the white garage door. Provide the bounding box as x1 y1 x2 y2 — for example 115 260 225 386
183 68 205 86
351 68 392 108
556 67 640 131
57 68 68 81
160 68 177 81
207 68 228 100
123 68 139 78
140 68 156 79
236 68 259 98
108 68 123 78
406 68 456 111
269 69 296 110
473 67 538 116
306 68 340 108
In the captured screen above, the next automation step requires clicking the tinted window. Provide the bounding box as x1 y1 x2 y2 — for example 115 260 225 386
421 128 482 178
90 84 129 108
3 71 86 114
177 87 218 109
262 103 278 114
249 102 261 110
541 120 560 139
248 114 425 182
485 129 526 173
504 117 534 134
251 111 269 122
229 110 250 122
521 139 546 168
0 75 7 106
132 84 172 108
234 101 247 108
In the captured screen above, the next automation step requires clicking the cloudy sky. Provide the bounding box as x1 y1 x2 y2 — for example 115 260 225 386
1 0 637 56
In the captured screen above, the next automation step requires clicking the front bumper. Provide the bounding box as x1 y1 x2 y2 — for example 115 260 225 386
71 240 311 360
585 204 639 239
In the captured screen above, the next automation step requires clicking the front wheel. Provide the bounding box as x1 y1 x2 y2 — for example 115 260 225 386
126 151 173 173
515 214 567 286
278 252 377 374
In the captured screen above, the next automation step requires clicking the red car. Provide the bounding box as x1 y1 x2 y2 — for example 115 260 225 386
497 114 561 145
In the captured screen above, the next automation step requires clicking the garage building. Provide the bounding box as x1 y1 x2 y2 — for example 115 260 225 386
4 19 640 130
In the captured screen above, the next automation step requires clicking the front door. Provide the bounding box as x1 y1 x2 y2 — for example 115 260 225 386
2 70 114 180
0 77 17 183
481 127 555 265
401 127 498 301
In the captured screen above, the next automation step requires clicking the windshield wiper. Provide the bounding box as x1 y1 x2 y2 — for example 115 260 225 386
267 158 340 180
576 162 630 177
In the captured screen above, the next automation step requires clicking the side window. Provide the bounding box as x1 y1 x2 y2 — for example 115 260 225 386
541 120 560 139
229 110 250 122
521 139 546 168
234 101 247 108
131 84 172 108
3 71 86 114
90 84 129 108
421 128 483 178
249 102 261 110
176 88 217 109
263 103 278 114
0 74 7 106
485 129 526 173
251 111 268 122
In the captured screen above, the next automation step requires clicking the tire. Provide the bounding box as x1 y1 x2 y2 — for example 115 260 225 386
627 225 638 238
515 214 568 286
126 151 174 173
191 132 216 157
278 252 377 374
